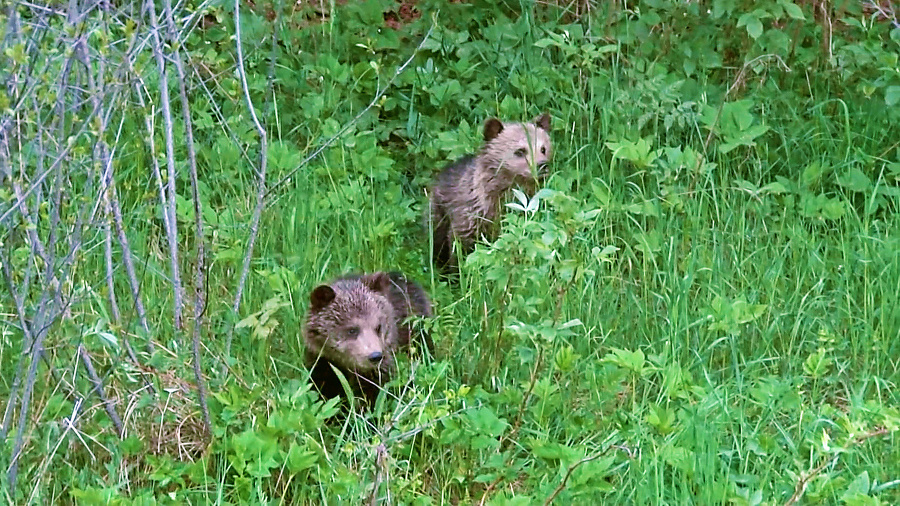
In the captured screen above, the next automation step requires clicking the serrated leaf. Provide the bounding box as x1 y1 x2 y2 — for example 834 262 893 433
285 443 318 473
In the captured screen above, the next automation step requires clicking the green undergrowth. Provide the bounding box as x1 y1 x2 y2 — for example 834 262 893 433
3 0 900 504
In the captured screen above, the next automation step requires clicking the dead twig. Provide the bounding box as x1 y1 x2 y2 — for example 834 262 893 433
78 345 125 437
162 0 212 436
223 0 272 368
145 0 185 330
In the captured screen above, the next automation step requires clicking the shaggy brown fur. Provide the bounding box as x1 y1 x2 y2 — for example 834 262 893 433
429 113 552 270
303 271 432 403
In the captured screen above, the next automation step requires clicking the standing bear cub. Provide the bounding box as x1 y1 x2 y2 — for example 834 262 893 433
303 271 432 404
429 113 552 271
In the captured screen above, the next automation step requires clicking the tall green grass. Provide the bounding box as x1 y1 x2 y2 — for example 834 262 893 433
2 0 898 503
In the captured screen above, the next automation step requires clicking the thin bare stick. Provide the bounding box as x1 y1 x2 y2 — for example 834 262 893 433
77 345 124 437
163 0 211 434
223 0 271 366
71 20 145 369
7 9 119 487
7 301 51 488
108 186 151 336
103 202 122 323
0 247 35 442
367 443 389 506
145 0 184 330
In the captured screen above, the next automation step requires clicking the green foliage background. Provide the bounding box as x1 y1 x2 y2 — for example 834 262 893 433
1 0 899 503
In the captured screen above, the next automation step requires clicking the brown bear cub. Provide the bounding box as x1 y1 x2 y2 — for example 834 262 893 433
429 113 552 271
303 271 432 404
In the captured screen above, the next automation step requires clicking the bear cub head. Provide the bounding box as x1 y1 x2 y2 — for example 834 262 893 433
304 272 399 382
481 113 552 188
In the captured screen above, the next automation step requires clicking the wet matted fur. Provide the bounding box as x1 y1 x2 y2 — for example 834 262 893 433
429 113 552 271
303 271 433 403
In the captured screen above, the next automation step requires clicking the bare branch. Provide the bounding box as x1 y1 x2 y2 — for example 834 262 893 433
163 0 211 435
107 187 151 337
145 0 184 330
223 0 271 365
78 345 125 437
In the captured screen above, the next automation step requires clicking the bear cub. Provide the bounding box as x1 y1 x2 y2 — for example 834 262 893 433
429 113 552 271
303 271 432 404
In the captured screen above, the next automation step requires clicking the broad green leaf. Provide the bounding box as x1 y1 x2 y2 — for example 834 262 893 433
779 0 805 19
737 13 764 39
836 167 872 193
841 470 871 499
885 85 900 107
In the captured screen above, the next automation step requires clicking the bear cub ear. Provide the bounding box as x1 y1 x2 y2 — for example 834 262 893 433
361 272 391 294
534 113 550 132
310 285 336 312
484 118 504 142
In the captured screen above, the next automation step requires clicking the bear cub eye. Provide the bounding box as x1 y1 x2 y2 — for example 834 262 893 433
514 148 527 157
346 326 360 339
375 324 383 336
540 146 546 155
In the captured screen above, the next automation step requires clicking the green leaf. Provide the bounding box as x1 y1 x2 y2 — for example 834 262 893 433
603 348 646 375
836 167 872 193
737 13 764 39
467 407 508 438
530 440 580 462
760 181 790 195
841 470 871 500
779 0 805 19
885 86 900 107
121 435 143 456
803 349 833 379
801 162 826 188
820 197 846 220
285 443 318 473
647 405 677 435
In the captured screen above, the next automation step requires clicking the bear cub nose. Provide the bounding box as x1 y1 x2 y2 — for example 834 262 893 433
368 351 383 363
